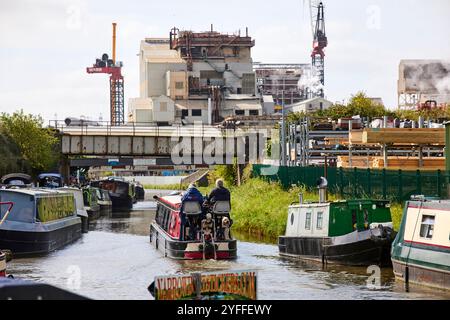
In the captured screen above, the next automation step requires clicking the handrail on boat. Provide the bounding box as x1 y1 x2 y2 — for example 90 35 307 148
0 202 14 226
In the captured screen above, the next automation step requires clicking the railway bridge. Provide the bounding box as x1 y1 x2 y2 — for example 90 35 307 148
55 122 274 178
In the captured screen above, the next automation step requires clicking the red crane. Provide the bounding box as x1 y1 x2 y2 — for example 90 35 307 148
87 23 124 126
311 1 327 98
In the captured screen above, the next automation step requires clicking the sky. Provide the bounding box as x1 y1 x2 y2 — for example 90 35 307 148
1 0 449 122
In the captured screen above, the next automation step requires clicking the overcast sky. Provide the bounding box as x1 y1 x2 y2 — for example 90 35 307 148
1 0 449 122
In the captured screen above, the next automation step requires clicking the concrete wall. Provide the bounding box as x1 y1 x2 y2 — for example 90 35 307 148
166 71 188 100
147 62 187 97
129 98 153 123
152 96 175 123
288 98 333 114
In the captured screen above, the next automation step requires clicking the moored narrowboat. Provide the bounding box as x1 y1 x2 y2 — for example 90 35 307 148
150 195 237 260
391 197 450 290
82 187 101 220
279 198 396 266
91 179 133 211
96 188 112 215
0 189 82 256
59 187 89 233
135 183 145 201
38 173 63 189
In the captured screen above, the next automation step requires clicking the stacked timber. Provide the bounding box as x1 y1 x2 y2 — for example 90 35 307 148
372 157 445 170
349 130 363 145
325 137 349 146
337 156 375 168
337 156 445 171
362 128 445 145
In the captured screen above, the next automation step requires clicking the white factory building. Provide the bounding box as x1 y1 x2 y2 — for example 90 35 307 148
128 29 265 126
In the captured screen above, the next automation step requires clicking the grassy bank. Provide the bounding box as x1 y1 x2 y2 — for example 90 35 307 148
145 178 405 239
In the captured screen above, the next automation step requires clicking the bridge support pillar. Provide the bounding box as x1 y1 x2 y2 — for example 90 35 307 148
60 155 70 185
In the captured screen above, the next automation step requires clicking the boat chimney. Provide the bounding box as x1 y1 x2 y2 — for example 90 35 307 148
299 193 304 204
317 177 328 203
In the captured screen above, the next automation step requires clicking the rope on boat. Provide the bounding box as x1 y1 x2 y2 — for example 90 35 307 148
0 202 14 226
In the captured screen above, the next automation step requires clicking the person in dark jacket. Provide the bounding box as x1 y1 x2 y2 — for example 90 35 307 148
207 179 230 204
180 183 204 240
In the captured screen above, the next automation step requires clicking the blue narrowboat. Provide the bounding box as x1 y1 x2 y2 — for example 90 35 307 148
0 189 82 256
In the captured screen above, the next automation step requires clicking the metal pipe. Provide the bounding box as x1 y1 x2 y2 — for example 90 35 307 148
418 116 424 129
112 22 117 64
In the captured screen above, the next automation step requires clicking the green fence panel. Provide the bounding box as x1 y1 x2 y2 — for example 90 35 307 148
252 164 450 202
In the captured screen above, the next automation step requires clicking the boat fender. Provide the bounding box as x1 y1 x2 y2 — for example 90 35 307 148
155 237 159 249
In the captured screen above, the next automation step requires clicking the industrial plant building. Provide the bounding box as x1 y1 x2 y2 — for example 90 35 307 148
286 97 332 114
398 60 450 110
128 27 266 126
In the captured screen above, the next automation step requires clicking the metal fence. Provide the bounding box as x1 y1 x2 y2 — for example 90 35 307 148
252 165 449 201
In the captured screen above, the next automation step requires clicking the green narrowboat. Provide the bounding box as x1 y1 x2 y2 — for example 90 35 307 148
279 199 396 266
391 198 450 290
82 187 101 220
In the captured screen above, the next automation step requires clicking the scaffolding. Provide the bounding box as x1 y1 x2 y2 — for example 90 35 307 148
254 63 311 107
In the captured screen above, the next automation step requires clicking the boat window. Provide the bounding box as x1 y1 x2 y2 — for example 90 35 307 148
316 212 323 230
163 207 170 231
155 204 161 223
305 212 312 230
419 215 435 239
0 193 35 223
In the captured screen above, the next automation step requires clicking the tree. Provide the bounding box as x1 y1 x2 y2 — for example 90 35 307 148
0 110 59 172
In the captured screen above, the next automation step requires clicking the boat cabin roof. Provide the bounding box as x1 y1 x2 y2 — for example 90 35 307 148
0 188 71 197
407 199 450 211
38 173 62 179
157 194 186 210
289 199 389 209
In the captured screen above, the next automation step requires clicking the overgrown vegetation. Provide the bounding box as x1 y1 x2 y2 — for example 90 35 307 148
0 110 59 175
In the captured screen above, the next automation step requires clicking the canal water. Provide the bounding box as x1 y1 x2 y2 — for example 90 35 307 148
7 197 450 300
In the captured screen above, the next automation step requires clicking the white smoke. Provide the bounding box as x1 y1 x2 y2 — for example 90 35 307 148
403 61 450 94
436 76 450 94
298 67 324 96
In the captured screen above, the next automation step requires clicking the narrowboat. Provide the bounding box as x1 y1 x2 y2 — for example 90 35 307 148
82 187 101 220
1 173 33 188
38 173 63 189
91 179 134 211
96 188 112 215
391 197 450 290
59 187 89 233
150 195 237 260
135 183 145 201
0 201 14 277
0 189 82 256
278 197 396 266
